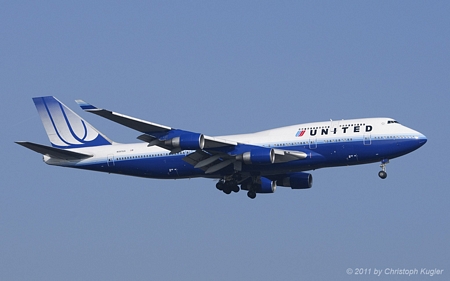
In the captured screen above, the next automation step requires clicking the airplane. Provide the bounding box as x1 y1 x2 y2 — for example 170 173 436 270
16 96 427 199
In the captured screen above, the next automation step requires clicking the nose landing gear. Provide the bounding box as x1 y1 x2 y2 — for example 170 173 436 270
378 159 389 179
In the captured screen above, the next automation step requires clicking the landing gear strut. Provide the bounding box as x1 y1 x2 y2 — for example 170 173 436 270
378 159 389 179
246 183 258 199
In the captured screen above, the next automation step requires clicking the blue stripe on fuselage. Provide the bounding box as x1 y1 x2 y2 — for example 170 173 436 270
72 137 426 179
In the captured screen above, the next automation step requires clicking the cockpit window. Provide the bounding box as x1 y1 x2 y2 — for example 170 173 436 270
387 120 400 124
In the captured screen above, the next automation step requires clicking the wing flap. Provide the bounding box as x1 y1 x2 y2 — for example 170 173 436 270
182 150 214 171
205 159 235 174
194 154 228 168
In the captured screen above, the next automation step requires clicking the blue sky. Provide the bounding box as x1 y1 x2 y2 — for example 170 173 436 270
1 1 449 280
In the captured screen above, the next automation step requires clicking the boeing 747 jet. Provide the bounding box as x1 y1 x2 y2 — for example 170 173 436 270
17 96 427 199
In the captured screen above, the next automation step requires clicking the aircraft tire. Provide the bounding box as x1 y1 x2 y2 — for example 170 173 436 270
247 191 256 199
378 171 387 179
216 181 224 191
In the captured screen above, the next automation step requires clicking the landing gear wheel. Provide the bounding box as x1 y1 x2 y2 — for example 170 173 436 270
232 185 240 193
216 181 224 191
379 159 389 179
378 171 387 179
223 187 232 194
247 191 256 199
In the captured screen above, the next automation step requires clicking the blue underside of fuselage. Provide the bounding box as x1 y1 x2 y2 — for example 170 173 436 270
74 138 426 180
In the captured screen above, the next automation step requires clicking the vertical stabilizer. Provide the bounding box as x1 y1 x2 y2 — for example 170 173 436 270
33 96 112 148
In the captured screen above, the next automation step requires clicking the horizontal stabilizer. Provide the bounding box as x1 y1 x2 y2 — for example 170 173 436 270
16 141 93 160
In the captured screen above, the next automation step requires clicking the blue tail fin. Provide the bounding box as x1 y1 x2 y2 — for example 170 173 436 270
33 96 112 149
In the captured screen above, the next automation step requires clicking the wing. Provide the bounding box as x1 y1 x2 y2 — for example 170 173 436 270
76 100 307 173
76 100 237 151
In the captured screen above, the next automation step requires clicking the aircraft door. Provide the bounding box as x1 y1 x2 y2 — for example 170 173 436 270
107 154 115 166
309 138 317 149
363 134 371 145
330 120 340 135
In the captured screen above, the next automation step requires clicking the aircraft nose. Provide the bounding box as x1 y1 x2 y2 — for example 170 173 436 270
417 133 427 146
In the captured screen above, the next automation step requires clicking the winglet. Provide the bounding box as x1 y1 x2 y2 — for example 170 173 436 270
75 100 97 111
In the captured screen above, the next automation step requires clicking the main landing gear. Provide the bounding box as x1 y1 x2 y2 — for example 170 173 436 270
216 180 239 194
378 159 389 179
246 183 258 199
216 180 257 199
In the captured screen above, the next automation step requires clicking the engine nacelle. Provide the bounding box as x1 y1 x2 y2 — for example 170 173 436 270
236 148 275 165
258 177 277 193
241 177 276 193
165 133 205 150
277 172 313 189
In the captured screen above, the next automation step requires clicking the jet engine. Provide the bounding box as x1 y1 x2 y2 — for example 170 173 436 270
236 148 275 165
165 133 205 150
277 172 313 189
241 177 276 193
